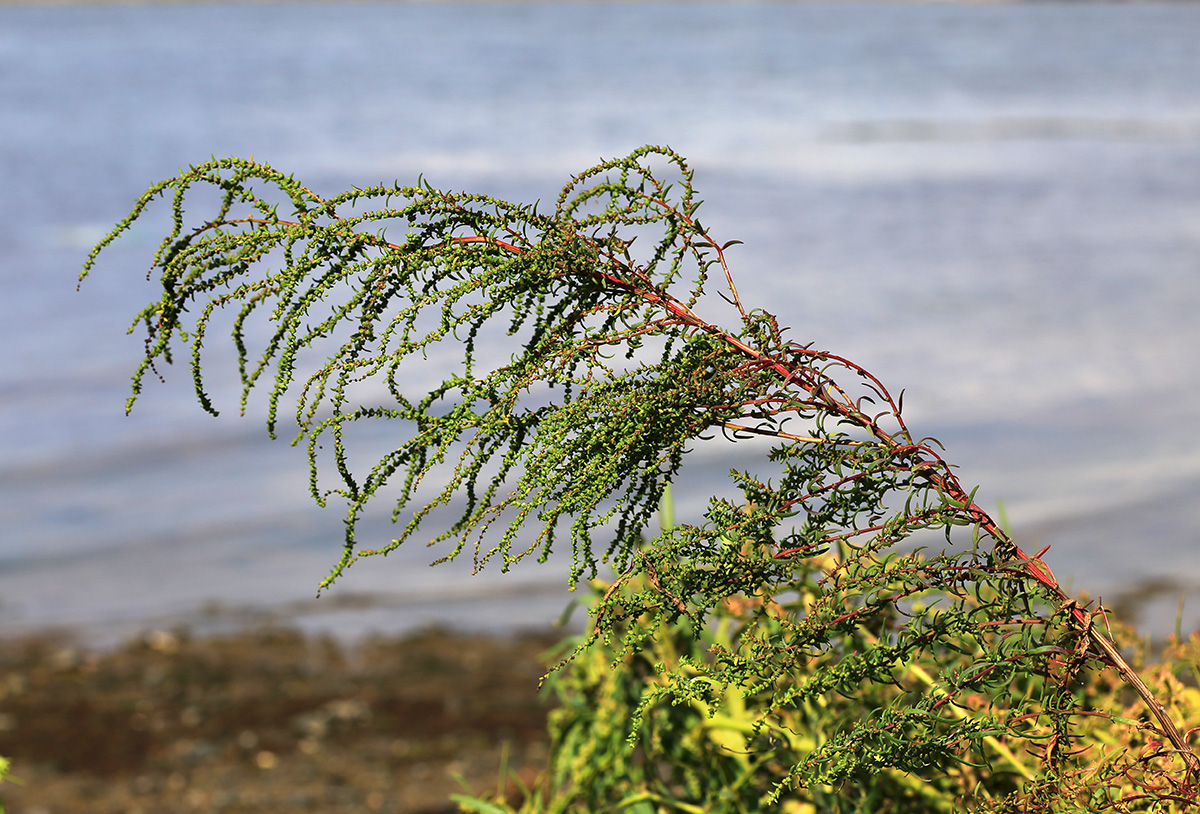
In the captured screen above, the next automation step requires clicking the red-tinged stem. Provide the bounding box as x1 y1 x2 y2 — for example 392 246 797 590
610 243 1200 774
944 482 1200 775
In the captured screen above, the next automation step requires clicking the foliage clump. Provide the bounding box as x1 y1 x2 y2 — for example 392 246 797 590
83 146 1200 810
465 564 1200 813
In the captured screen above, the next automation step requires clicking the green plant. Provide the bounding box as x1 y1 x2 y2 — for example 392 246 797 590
457 495 1200 813
0 754 19 814
82 146 1199 810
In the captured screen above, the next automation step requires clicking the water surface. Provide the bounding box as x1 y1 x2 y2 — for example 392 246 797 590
2 1 1199 642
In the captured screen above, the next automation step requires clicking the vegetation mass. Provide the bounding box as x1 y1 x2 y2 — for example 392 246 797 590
78 146 1200 812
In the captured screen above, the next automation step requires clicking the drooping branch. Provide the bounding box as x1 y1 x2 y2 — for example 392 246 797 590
82 145 1199 794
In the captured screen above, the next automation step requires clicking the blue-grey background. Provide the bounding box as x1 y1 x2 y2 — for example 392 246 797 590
2 1 1199 644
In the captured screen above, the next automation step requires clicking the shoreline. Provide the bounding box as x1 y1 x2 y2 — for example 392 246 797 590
0 624 562 814
0 579 583 654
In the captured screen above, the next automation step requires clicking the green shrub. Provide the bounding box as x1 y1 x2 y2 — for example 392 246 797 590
83 146 1199 810
458 550 1200 813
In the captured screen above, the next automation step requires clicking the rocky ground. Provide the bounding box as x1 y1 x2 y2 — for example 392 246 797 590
0 625 563 813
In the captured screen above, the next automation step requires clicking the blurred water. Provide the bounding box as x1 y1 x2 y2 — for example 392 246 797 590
2 1 1200 643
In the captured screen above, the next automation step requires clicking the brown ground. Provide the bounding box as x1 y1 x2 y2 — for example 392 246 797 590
0 625 562 813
